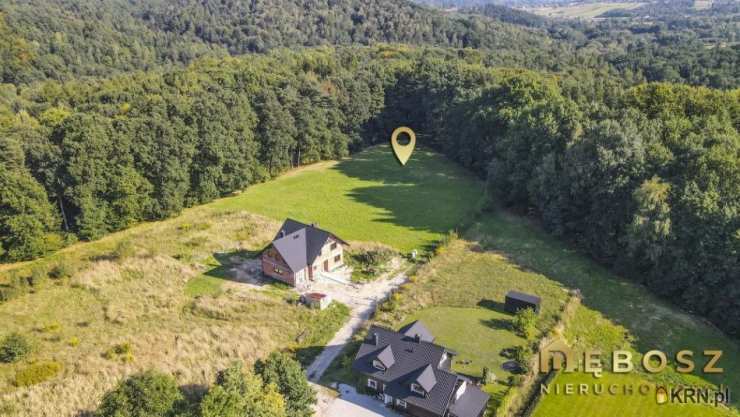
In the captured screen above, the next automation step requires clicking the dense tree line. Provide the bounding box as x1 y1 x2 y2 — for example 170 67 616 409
380 53 739 337
0 43 738 337
469 0 740 89
1 46 393 255
2 0 738 90
96 352 314 417
0 0 568 84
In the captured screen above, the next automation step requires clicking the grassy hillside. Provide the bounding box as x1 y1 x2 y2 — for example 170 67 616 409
1 145 737 417
0 145 483 416
214 145 484 253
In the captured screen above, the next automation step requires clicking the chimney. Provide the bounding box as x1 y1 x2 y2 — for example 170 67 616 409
279 230 286 238
310 222 317 228
414 334 421 343
373 332 379 345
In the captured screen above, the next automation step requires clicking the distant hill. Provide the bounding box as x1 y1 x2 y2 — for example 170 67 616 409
0 0 560 84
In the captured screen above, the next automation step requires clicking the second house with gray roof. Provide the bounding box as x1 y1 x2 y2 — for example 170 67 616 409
353 321 490 417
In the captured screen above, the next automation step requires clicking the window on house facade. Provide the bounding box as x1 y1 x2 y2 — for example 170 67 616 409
410 383 425 395
334 254 341 262
331 242 338 250
367 379 377 389
396 399 407 409
274 267 283 274
372 360 386 371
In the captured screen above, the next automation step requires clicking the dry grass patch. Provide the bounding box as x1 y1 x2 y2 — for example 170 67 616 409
0 210 349 417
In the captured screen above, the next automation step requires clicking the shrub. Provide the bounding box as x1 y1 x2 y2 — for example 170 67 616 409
39 322 62 333
512 345 532 373
508 374 525 387
512 308 538 339
103 343 134 362
96 371 182 417
255 352 315 417
111 241 137 261
0 333 32 363
482 366 495 384
48 260 78 279
14 361 62 386
348 246 396 282
68 337 80 347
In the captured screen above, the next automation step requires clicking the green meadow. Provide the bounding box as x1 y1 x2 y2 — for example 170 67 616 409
1 145 738 417
213 145 483 253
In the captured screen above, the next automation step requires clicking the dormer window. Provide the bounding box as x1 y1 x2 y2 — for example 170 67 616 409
373 360 386 371
410 383 426 396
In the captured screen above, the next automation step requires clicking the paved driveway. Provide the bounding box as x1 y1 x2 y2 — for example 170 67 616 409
320 385 402 417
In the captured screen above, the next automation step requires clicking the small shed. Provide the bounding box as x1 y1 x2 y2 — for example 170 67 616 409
505 291 541 314
302 292 332 310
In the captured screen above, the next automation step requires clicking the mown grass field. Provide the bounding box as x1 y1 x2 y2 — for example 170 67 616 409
526 2 644 19
0 145 482 417
470 213 740 417
533 372 733 417
1 146 738 417
213 145 483 253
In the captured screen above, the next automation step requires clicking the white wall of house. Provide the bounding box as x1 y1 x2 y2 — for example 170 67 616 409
311 237 344 273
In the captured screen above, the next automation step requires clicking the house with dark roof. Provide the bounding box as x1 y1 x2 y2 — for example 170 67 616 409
261 219 348 288
353 321 490 417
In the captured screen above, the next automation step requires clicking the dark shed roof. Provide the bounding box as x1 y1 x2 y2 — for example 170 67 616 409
505 290 541 305
399 320 435 343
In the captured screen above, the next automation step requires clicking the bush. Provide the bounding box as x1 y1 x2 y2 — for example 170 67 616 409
0 333 32 363
512 345 532 373
14 361 62 386
508 374 525 387
482 366 495 384
255 352 315 417
111 241 137 261
97 371 182 417
48 260 78 279
512 308 538 339
348 246 396 282
103 343 134 362
68 337 80 347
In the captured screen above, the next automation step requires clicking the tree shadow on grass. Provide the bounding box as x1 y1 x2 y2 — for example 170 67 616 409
477 299 509 314
203 249 269 285
332 146 481 247
481 318 513 332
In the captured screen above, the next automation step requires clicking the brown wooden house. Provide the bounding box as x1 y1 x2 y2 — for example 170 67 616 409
261 219 348 288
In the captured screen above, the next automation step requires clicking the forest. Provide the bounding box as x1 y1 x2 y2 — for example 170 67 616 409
2 43 738 340
0 0 738 361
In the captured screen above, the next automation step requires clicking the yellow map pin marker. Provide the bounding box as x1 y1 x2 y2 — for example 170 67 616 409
390 126 416 166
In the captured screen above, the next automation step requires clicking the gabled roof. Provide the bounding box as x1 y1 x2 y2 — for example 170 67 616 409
399 320 435 343
449 380 490 417
412 364 437 392
377 345 396 368
353 325 457 416
269 219 348 272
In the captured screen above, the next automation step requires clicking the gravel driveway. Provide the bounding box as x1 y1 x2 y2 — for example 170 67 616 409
305 269 407 382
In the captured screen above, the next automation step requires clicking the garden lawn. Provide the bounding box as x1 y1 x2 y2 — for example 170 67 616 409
532 372 735 417
212 145 483 253
470 211 740 416
403 307 526 400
